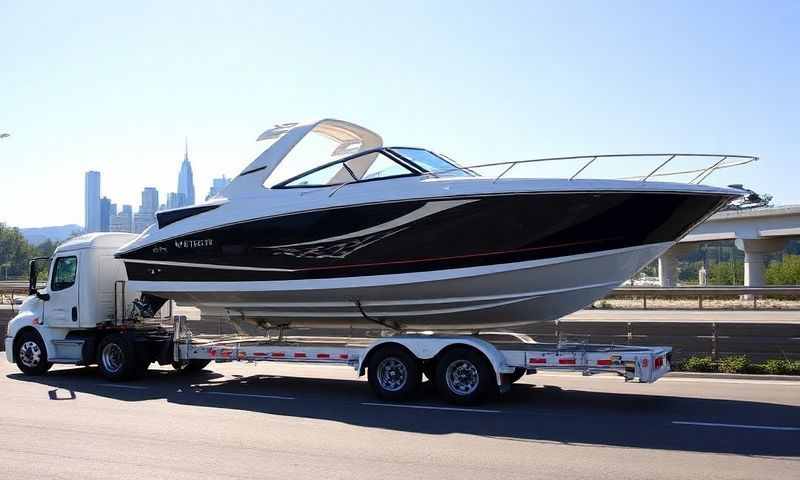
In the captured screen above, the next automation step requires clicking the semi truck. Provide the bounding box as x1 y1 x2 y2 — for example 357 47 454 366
5 233 672 404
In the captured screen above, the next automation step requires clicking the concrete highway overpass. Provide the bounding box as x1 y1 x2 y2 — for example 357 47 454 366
659 205 800 287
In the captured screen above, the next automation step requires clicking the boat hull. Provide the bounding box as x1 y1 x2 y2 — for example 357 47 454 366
130 242 671 329
119 190 733 330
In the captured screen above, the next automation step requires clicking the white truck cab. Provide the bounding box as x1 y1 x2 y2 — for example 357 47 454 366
5 233 148 374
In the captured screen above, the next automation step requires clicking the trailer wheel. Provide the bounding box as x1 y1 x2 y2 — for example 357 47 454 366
172 359 211 373
435 347 495 405
15 331 52 376
367 346 421 401
97 334 138 381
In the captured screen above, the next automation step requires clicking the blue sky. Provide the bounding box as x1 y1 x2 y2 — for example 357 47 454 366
1 1 798 227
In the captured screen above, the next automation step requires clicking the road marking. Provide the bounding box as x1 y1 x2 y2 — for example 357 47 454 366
96 384 149 390
201 391 295 400
362 402 501 413
672 421 800 431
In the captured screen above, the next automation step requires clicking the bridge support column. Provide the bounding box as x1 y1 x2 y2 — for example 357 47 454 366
735 238 787 293
658 244 695 287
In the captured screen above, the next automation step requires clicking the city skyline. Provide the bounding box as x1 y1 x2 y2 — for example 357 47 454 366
82 143 228 234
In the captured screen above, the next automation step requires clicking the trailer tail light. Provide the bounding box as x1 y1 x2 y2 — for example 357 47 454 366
654 356 664 369
294 352 307 358
558 358 576 365
272 352 285 358
316 353 330 359
596 359 612 366
529 357 546 364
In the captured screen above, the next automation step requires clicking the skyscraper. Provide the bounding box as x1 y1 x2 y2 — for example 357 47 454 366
140 187 159 213
177 138 195 206
206 175 231 200
99 197 112 232
110 205 133 233
84 171 101 233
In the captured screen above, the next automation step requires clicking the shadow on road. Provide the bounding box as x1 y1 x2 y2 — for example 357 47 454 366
8 366 800 457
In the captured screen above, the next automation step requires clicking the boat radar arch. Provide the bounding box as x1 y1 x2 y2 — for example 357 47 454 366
224 119 383 199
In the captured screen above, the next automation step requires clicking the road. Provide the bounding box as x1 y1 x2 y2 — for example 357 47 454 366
1 359 798 479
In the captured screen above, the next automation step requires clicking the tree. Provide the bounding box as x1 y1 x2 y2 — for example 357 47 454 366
766 255 800 285
709 261 744 285
0 223 39 278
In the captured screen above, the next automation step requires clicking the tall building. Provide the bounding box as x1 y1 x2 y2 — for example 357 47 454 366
206 175 231 200
133 187 159 234
140 187 159 213
99 197 112 232
110 204 133 233
177 138 195 206
166 192 186 210
84 171 101 233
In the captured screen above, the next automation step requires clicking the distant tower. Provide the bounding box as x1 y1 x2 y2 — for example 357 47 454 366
99 197 112 232
84 171 101 233
177 137 195 206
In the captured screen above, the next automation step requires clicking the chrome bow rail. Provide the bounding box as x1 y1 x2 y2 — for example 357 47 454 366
427 153 758 184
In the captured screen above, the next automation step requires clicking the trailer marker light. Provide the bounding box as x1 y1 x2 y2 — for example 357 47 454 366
272 352 285 358
294 352 307 358
596 359 612 366
253 352 267 356
558 358 577 365
529 358 546 364
339 353 349 359
317 353 330 359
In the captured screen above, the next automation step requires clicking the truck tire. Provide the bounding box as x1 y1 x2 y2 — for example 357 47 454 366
435 347 496 405
172 359 211 373
15 331 52 376
367 345 421 401
97 333 138 381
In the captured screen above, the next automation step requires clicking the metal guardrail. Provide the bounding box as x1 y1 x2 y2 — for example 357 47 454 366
610 286 800 309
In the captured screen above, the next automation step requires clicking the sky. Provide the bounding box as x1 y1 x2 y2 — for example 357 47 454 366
1 1 798 228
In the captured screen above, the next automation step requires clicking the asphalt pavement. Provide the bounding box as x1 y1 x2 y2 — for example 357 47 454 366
1 359 798 479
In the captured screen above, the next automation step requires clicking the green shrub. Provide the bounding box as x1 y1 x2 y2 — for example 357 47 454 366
762 359 798 375
766 255 800 285
682 356 717 372
743 363 767 374
718 355 750 374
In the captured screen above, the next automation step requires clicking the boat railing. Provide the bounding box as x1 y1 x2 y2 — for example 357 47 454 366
424 153 758 184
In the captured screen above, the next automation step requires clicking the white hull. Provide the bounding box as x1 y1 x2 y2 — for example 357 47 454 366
130 242 672 330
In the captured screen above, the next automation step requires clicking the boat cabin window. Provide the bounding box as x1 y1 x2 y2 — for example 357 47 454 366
51 256 77 291
279 151 415 188
391 148 471 177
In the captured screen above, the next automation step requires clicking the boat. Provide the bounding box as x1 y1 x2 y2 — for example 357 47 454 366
115 119 753 330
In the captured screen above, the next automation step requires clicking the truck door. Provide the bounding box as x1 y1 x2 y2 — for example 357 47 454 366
43 254 80 328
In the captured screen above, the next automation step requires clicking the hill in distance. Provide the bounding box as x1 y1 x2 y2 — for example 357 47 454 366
20 224 83 245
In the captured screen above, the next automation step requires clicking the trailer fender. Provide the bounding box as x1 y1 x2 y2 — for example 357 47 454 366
358 336 514 386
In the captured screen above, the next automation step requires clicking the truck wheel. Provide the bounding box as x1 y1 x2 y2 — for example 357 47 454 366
435 347 496 405
367 346 421 401
172 359 211 373
97 334 138 381
15 331 52 376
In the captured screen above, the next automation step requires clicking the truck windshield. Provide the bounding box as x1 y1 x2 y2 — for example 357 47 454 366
390 148 472 177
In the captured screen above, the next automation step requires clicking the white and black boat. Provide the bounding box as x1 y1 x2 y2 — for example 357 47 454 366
116 119 752 330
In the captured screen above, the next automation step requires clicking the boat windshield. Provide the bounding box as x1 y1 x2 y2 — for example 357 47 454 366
390 148 472 177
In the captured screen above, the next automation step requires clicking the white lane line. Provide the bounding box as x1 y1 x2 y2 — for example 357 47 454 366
362 402 500 414
672 421 800 431
96 384 149 390
201 391 295 400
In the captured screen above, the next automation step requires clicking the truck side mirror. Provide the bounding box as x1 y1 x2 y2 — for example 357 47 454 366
28 257 51 301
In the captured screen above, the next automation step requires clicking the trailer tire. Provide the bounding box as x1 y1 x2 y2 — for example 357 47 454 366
15 330 52 376
172 359 211 373
435 347 495 405
367 345 421 401
97 334 138 381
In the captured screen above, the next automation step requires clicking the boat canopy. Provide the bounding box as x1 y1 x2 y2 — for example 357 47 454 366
224 119 383 198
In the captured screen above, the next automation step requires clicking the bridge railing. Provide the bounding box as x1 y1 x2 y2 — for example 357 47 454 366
608 286 800 310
